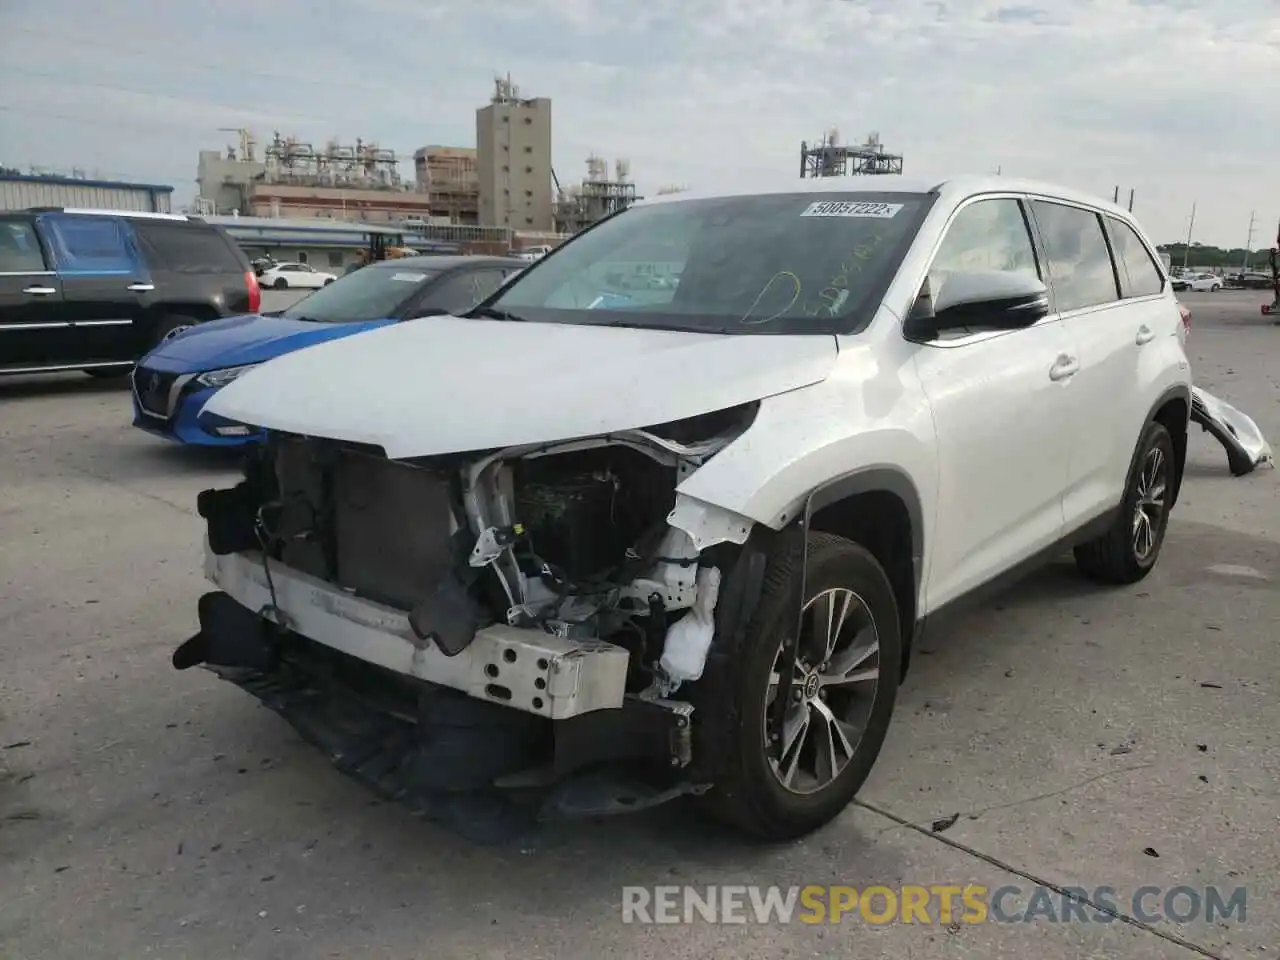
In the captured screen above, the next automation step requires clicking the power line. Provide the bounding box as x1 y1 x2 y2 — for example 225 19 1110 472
2 27 406 94
0 67 332 124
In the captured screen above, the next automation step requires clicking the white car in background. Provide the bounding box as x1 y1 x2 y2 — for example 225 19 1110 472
259 262 337 289
1184 273 1223 292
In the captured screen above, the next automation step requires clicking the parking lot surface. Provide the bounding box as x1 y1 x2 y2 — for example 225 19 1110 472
1 290 1276 959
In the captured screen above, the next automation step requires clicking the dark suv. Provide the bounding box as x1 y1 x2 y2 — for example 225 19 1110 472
0 208 260 378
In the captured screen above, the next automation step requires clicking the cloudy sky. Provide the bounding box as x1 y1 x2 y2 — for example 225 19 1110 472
1 0 1275 248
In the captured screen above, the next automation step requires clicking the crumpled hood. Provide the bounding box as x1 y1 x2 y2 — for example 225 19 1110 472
204 316 839 459
147 313 395 371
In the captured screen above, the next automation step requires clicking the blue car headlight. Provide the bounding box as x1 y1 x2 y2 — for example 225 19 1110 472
195 363 260 389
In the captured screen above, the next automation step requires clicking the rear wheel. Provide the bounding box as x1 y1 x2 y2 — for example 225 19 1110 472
1074 420 1175 584
696 531 901 840
273 277 288 290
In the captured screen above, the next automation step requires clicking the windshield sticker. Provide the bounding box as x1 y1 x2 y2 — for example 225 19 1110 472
800 200 903 219
390 272 429 282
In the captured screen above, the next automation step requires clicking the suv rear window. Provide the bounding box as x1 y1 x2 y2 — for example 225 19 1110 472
133 221 246 274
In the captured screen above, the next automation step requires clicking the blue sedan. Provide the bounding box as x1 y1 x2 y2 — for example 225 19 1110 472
131 255 525 446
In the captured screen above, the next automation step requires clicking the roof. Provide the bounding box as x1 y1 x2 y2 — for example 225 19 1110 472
637 174 1137 220
369 254 525 270
202 214 408 236
2 172 174 193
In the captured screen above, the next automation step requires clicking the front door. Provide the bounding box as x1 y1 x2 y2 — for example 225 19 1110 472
909 195 1077 610
0 215 70 369
35 213 150 362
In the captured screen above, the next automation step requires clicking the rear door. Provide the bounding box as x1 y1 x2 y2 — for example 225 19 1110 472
1025 199 1143 528
35 213 149 362
131 220 255 319
0 215 68 368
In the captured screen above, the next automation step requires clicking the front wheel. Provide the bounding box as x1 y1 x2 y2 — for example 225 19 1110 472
273 277 288 290
1074 420 1175 584
696 531 901 840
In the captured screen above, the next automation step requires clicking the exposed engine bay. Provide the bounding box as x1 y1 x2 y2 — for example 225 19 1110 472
240 402 754 692
181 403 761 833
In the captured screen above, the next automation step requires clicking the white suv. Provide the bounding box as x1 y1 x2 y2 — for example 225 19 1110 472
177 176 1191 840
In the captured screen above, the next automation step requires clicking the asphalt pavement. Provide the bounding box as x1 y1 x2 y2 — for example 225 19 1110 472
0 290 1276 959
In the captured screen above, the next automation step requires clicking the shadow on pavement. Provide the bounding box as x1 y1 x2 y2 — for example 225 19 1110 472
0 371 132 401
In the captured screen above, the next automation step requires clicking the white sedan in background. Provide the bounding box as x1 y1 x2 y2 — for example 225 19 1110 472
259 262 338 289
1185 273 1224 292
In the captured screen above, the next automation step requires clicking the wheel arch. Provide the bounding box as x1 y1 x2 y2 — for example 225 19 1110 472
802 467 925 680
1143 384 1190 507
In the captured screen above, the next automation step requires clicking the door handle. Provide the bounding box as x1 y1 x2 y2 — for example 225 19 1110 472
22 285 57 296
127 282 155 292
1049 354 1079 381
1135 325 1154 345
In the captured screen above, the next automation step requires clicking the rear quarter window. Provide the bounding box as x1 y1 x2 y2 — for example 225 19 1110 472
1105 216 1165 298
134 222 247 274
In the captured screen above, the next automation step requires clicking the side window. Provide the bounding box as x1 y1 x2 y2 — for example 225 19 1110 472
426 269 507 314
39 215 135 274
1028 201 1119 312
930 198 1041 292
1106 216 1165 298
133 222 244 274
0 220 49 273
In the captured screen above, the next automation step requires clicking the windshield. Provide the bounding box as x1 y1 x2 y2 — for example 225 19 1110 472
488 192 932 334
278 264 439 323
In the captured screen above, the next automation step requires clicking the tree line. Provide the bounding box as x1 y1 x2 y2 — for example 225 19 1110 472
1157 242 1275 271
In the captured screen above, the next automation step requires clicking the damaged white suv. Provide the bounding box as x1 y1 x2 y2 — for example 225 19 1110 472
176 176 1191 840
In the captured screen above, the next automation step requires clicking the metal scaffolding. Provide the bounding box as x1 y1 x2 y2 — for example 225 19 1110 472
799 130 903 178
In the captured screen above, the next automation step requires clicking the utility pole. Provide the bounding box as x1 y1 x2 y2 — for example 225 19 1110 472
1182 202 1197 270
1243 211 1256 271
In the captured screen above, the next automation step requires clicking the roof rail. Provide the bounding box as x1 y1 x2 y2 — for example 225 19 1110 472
25 206 190 221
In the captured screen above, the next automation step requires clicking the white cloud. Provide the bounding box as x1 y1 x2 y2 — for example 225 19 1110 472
0 0 1275 246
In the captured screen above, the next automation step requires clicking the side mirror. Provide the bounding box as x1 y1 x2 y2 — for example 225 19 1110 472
905 271 1050 341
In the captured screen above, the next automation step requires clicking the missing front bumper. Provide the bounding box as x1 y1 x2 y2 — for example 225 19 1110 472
176 590 703 836
199 542 631 720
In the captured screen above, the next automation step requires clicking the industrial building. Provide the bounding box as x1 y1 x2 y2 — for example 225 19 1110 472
195 130 432 223
799 130 903 178
201 214 424 272
0 171 173 213
476 76 554 232
413 145 479 224
552 155 638 234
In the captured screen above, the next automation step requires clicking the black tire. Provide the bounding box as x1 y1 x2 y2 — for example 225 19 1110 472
323 277 335 286
273 277 288 290
84 368 129 379
151 314 199 348
695 531 902 840
1074 420 1175 585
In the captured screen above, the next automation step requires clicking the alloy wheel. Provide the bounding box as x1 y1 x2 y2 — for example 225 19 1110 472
764 587 881 795
1132 446 1168 562
161 324 193 342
